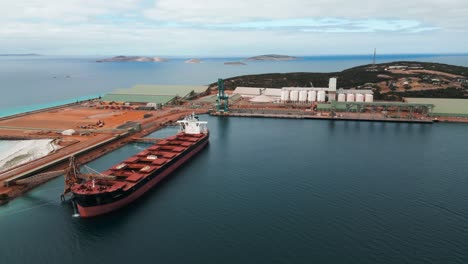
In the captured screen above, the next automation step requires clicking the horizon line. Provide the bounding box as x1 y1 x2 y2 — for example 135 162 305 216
2 52 468 58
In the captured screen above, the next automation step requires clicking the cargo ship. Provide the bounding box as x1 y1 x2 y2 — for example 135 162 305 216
69 113 209 218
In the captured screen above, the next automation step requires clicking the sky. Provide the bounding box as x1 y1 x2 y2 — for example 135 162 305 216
1 0 467 56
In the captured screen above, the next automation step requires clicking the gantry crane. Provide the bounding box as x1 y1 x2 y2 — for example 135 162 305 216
216 78 229 112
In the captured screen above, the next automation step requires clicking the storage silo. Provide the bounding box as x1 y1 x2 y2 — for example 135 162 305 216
281 90 289 103
307 91 316 102
337 93 346 102
317 91 326 102
365 94 374 102
290 90 299 102
346 93 355 102
299 90 307 103
281 90 289 102
355 93 364 102
329 78 337 90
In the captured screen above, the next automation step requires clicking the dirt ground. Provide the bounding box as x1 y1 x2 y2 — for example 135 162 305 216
378 77 459 93
387 69 465 79
0 107 150 130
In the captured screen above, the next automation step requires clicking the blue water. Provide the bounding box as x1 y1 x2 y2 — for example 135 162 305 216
0 94 100 118
1 116 468 263
1 54 468 116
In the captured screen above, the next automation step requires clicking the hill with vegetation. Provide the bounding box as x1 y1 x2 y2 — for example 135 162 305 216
209 61 468 101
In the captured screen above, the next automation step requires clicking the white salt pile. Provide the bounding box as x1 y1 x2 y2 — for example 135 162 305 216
0 139 55 173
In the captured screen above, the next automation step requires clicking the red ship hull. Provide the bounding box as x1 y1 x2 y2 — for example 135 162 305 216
75 136 208 218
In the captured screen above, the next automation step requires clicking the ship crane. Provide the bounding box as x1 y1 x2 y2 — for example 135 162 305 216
61 156 116 201
10 156 115 201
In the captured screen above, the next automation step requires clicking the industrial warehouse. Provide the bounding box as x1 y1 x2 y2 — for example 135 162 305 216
102 84 209 108
232 78 374 104
212 77 468 123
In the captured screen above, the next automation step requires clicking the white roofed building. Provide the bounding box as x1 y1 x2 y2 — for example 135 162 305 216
264 89 282 98
233 87 262 98
249 95 275 103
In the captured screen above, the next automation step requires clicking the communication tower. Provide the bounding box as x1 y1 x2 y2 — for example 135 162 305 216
373 48 376 66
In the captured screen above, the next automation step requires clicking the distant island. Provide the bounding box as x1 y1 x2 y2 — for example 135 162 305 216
185 59 202 64
0 54 40 56
224 62 246 66
97 56 169 62
246 54 299 61
210 61 468 101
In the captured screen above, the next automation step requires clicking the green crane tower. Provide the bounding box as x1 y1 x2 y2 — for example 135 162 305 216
216 78 229 112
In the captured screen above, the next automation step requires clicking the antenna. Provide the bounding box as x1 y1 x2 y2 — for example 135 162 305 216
373 48 376 66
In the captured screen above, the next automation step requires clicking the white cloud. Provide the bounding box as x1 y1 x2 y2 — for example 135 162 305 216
0 0 141 22
143 0 468 31
0 0 467 55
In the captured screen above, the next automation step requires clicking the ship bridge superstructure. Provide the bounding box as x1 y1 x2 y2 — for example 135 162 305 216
177 113 208 135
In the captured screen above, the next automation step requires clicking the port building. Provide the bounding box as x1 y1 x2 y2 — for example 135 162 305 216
194 94 242 105
232 87 262 98
232 78 373 104
404 98 468 117
249 94 275 103
336 89 374 103
102 85 209 106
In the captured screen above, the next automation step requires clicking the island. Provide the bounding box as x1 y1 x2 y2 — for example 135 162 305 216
96 56 169 62
246 54 299 61
224 62 247 66
185 59 202 64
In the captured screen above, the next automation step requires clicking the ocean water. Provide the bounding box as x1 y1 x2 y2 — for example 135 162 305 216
0 116 468 263
1 54 468 115
1 55 468 263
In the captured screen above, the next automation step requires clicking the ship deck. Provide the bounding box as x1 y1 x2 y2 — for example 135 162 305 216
72 132 207 195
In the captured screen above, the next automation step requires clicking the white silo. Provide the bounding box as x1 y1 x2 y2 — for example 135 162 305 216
300 90 308 103
307 91 316 102
290 90 299 102
280 90 284 101
337 93 346 102
281 90 289 102
346 93 355 102
365 94 374 102
329 78 337 90
355 93 364 102
317 91 326 102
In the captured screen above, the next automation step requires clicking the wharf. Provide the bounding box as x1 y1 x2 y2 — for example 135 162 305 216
131 137 163 143
1 133 126 186
211 112 433 124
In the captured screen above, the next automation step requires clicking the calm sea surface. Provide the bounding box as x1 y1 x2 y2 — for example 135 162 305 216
0 116 468 263
0 55 468 263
